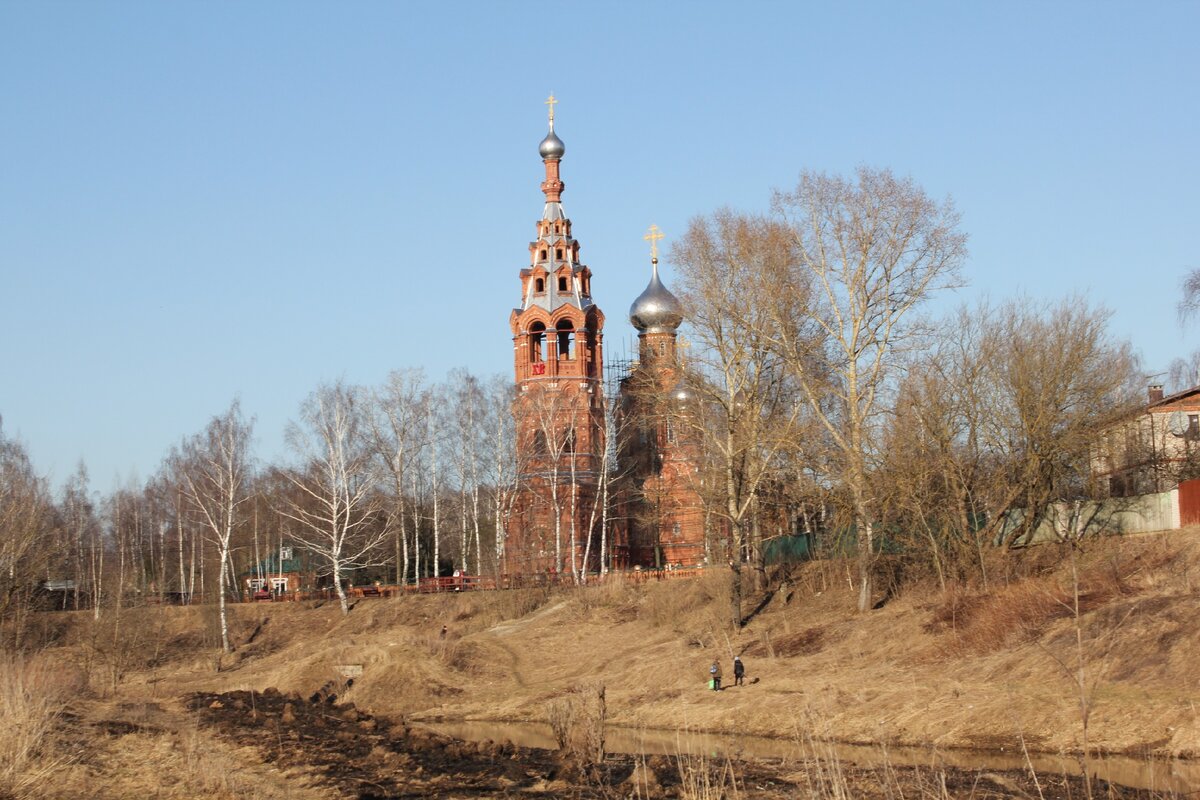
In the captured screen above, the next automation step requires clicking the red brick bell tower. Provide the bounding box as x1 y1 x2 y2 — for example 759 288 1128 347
506 96 606 579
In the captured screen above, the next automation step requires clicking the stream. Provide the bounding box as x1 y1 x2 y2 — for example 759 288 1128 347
421 719 1198 793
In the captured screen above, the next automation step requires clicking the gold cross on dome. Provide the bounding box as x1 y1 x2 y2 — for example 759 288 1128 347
545 92 557 124
644 224 664 260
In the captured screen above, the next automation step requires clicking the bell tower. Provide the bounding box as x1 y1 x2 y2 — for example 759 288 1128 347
506 96 606 578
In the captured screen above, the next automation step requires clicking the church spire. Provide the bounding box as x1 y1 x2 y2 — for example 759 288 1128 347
538 93 565 206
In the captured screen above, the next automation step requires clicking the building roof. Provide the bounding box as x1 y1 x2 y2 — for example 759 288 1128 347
1150 385 1200 411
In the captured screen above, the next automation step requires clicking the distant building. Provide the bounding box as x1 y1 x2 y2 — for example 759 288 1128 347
241 545 317 597
1092 384 1200 497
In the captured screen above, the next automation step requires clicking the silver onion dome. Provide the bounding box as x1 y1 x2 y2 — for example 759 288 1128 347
539 128 565 159
630 260 684 333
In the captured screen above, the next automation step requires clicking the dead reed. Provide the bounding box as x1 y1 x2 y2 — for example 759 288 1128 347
546 682 607 769
0 653 82 799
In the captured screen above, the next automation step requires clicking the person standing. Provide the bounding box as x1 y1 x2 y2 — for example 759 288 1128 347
709 660 722 691
733 656 745 686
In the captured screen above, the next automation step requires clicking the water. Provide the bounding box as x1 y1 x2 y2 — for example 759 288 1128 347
421 719 1199 793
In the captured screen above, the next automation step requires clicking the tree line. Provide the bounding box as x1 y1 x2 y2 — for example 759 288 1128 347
665 168 1197 620
2 166 1198 647
0 369 523 650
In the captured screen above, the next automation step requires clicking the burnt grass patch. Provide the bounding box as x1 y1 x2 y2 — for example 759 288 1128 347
184 689 1154 799
186 687 637 798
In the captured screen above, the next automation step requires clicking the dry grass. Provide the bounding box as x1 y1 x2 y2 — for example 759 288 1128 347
920 535 1192 657
20 528 1200 776
639 569 730 630
675 749 742 800
50 723 327 800
743 625 829 658
0 653 84 799
924 578 1071 654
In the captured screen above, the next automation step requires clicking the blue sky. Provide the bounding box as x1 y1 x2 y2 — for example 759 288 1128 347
2 1 1197 489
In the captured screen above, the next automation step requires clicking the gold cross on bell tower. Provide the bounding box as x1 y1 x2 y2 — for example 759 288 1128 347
545 92 557 125
644 224 664 261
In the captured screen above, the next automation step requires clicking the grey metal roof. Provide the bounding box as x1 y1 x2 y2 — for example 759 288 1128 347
630 259 683 333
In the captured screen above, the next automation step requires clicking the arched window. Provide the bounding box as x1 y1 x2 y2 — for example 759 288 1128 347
555 320 574 359
562 427 575 453
530 322 546 363
534 277 544 293
532 431 547 456
558 276 568 292
556 247 564 260
666 419 676 444
540 248 547 261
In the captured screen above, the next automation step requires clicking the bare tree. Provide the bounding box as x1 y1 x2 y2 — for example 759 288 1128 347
447 369 486 575
482 376 521 576
178 401 254 653
368 368 429 586
60 463 97 612
278 382 385 614
672 211 805 625
0 420 52 645
1167 350 1200 393
881 297 1141 578
519 387 597 581
769 167 968 612
976 298 1142 542
878 310 993 588
1179 268 1200 325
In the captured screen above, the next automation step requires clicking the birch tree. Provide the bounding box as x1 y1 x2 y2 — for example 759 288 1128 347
1180 268 1200 325
769 168 968 612
178 401 254 653
1167 350 1200 394
522 388 589 578
0 421 52 643
278 382 385 614
448 370 486 575
368 368 429 586
60 463 97 612
482 376 520 576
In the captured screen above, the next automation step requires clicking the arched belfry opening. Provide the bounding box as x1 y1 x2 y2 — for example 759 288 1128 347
530 322 546 362
556 320 574 359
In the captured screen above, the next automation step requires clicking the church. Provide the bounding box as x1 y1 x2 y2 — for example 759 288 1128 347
505 97 708 577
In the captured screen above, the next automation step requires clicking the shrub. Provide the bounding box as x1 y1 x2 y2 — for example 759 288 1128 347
545 683 606 769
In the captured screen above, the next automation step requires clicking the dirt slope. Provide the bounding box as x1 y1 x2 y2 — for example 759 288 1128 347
46 529 1200 761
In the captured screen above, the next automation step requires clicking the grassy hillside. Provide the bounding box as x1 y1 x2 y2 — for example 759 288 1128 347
28 527 1199 763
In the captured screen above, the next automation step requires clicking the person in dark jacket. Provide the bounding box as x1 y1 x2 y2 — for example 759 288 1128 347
733 656 745 686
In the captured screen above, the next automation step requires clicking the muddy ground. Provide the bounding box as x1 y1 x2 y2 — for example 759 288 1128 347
170 688 1147 799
